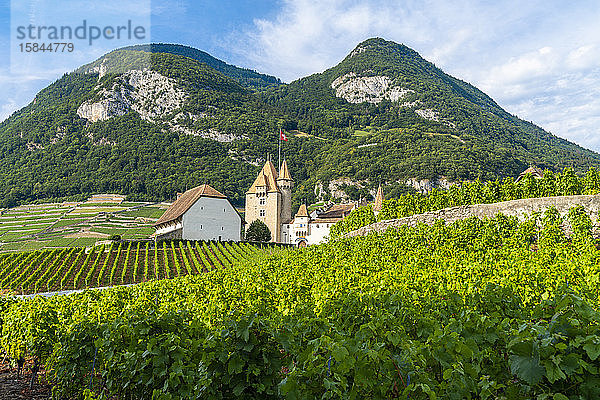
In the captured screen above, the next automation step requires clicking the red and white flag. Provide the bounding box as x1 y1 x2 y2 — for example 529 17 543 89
280 129 288 141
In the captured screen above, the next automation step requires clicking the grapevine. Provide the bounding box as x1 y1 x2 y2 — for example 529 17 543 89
120 242 132 284
96 242 115 287
162 241 170 279
133 242 141 283
59 248 85 290
1 211 599 399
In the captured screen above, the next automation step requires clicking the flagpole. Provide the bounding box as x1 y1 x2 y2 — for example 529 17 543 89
278 128 281 169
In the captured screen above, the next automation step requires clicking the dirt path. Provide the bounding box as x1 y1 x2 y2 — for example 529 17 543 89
0 359 51 399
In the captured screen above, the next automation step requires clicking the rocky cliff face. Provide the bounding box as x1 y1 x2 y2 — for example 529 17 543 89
77 69 186 123
328 177 366 200
405 177 454 193
76 69 240 142
331 73 413 104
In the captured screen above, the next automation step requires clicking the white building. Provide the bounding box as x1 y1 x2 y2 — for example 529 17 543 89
153 184 244 241
281 203 357 246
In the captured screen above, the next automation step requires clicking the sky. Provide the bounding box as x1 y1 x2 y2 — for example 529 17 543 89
0 0 599 151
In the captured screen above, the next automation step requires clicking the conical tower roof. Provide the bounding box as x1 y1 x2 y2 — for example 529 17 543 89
295 204 309 218
373 184 384 212
247 160 280 194
278 160 293 181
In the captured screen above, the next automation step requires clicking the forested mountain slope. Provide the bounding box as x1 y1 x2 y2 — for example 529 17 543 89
0 39 597 208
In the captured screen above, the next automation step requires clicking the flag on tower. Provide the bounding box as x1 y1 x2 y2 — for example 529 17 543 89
280 128 288 141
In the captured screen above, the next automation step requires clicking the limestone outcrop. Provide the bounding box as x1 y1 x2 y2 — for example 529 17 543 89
331 73 413 104
77 70 185 123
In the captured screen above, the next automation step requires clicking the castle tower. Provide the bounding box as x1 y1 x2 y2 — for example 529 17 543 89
373 184 384 216
245 160 292 242
277 160 294 224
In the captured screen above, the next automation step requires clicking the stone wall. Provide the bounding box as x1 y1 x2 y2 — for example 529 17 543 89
345 195 600 238
156 228 182 241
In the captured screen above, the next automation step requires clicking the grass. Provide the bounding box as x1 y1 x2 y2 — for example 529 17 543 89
0 224 53 231
120 202 149 207
0 242 27 251
124 227 155 238
424 132 465 143
0 216 61 222
62 213 97 219
19 241 48 251
90 227 130 235
69 238 100 248
45 238 77 247
81 202 123 207
52 218 89 228
71 207 127 214
1 232 31 241
118 206 164 219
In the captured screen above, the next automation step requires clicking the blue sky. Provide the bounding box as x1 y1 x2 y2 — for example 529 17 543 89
1 0 599 152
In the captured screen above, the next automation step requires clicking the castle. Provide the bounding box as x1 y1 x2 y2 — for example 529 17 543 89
245 160 294 242
246 160 377 245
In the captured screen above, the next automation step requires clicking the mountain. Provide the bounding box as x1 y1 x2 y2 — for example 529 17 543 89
0 39 598 208
109 44 282 90
263 38 600 184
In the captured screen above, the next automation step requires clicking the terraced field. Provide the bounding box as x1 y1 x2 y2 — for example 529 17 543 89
0 198 167 252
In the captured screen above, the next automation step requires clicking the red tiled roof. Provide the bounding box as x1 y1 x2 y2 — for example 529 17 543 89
312 217 342 223
154 184 226 226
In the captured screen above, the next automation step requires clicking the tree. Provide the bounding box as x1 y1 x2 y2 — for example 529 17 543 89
245 220 272 242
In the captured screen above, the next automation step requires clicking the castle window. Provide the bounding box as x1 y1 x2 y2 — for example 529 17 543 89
224 208 226 212
221 227 224 231
259 209 266 217
259 198 266 205
316 224 319 228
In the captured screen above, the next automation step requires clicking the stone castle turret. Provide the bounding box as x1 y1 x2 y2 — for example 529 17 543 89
245 160 294 242
277 160 293 225
373 184 384 216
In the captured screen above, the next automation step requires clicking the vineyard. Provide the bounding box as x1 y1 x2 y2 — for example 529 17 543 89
331 166 600 237
0 240 270 295
0 206 599 399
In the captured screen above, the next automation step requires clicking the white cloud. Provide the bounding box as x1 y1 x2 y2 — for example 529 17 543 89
0 99 18 122
227 0 600 152
0 67 51 122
